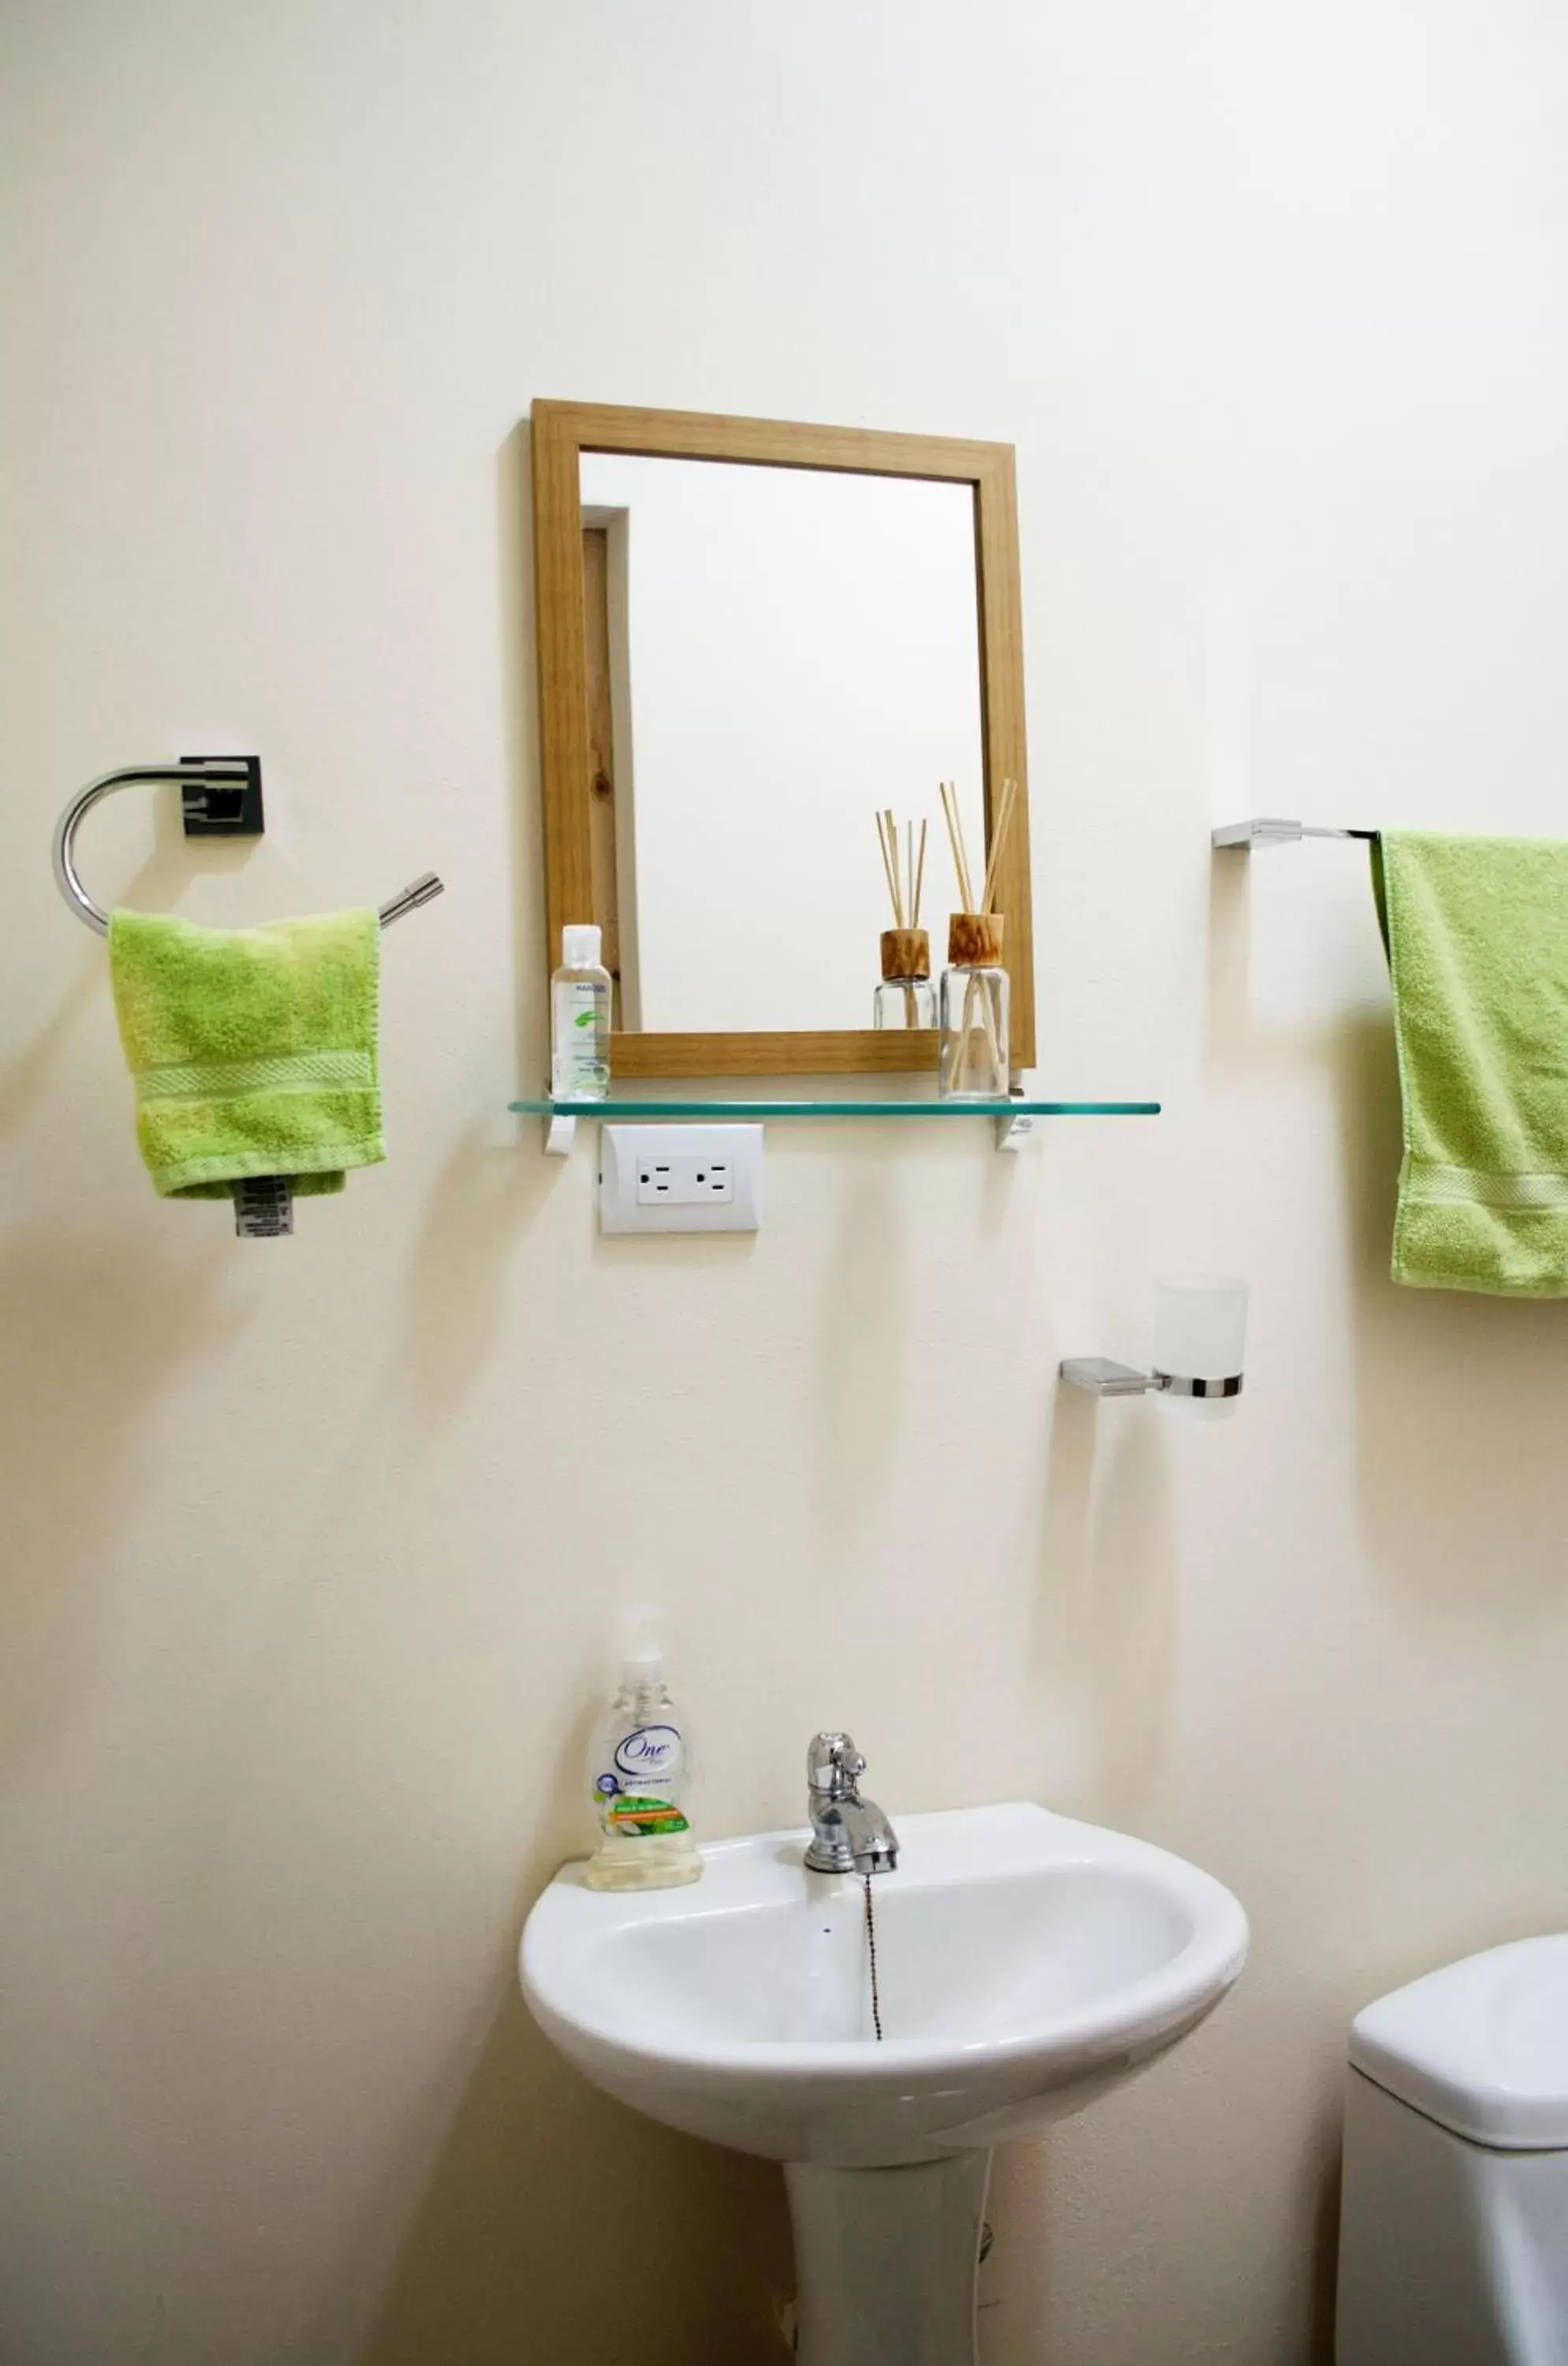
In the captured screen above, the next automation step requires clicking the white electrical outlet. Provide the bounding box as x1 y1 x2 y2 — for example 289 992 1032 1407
599 1125 763 1233
637 1151 734 1207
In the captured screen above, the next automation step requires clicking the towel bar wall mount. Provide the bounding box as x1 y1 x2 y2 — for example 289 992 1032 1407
51 758 443 935
1211 819 1377 850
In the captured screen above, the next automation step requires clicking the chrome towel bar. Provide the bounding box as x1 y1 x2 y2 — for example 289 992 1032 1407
1211 819 1377 850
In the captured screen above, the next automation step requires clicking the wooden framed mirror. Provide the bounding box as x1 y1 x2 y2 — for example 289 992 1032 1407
532 399 1032 1076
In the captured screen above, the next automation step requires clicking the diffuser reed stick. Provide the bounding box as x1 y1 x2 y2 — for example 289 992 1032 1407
874 807 932 1030
875 810 903 928
939 780 976 916
980 775 1018 916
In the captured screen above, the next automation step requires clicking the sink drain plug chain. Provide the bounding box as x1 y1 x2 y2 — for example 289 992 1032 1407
862 1874 884 2041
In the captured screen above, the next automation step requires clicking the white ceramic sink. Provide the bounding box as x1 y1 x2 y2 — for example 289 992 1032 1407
522 1801 1247 2170
524 1803 1245 2364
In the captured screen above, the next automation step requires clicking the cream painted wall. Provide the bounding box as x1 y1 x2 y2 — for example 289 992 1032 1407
5 5 1568 2362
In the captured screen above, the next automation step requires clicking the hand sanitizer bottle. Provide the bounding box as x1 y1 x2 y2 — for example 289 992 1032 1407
551 924 611 1099
584 1612 702 1891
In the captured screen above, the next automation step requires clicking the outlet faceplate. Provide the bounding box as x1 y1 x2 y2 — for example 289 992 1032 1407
599 1125 763 1233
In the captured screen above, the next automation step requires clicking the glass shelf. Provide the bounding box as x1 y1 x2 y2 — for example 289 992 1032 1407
511 1095 1160 1120
516 1092 1159 1155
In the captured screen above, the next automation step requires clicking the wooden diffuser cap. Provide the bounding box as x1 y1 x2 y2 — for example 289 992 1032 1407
880 927 931 982
948 912 1005 966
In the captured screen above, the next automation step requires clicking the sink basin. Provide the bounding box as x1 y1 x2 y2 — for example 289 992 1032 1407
522 1801 1247 2170
524 1802 1245 2364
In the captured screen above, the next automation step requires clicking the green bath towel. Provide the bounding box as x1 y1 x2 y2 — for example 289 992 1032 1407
1374 831 1568 1295
109 908 383 1200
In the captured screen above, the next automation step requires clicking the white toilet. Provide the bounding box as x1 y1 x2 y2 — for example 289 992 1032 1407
1337 1935 1568 2364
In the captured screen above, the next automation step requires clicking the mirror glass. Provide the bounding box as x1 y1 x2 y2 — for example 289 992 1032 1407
577 451 987 1036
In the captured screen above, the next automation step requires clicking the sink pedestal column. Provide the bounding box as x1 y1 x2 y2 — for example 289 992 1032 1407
785 2150 991 2366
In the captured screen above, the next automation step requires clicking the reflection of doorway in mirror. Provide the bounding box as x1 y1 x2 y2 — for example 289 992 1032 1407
581 526 621 1028
578 452 986 1036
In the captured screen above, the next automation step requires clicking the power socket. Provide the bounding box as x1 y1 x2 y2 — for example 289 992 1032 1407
637 1151 734 1207
599 1125 763 1233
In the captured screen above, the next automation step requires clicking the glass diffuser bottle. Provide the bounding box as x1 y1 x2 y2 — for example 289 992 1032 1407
939 912 1009 1097
872 808 932 1036
873 927 934 1029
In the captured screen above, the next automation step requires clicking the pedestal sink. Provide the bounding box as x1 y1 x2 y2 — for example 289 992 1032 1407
521 1802 1247 2365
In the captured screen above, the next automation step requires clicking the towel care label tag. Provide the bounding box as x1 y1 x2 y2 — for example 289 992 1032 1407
231 1177 294 1238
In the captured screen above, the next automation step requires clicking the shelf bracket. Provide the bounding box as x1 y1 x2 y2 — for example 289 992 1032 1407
543 1105 577 1156
995 1084 1035 1151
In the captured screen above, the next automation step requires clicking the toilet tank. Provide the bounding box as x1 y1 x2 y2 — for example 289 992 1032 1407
1337 1937 1568 2366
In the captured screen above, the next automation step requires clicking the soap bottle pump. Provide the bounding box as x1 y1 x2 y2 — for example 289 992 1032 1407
584 1611 702 1892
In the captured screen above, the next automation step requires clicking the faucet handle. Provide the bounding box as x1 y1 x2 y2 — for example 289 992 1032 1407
807 1730 865 1797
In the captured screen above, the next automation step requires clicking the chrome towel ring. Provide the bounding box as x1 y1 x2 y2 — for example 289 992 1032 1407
51 758 443 936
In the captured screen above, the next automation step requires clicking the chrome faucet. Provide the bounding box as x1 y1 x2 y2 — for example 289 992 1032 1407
804 1731 899 1876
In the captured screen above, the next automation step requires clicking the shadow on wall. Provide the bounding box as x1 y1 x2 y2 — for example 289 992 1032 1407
810 1143 910 1546
498 420 547 1095
1307 2130 1344 2366
797 1127 1024 1553
0 1230 239 1772
1030 1383 1178 1824
1336 1009 1568 1620
357 1987 791 2366
384 420 559 1424
397 1120 562 1420
1204 840 1357 1084
1210 849 1568 1619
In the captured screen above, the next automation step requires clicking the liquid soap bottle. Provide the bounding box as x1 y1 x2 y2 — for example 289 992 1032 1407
551 924 612 1099
584 1611 702 1892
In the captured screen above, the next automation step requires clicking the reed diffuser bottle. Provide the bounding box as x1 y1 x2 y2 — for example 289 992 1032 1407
875 931 933 1029
939 912 1009 1096
872 808 931 1028
936 777 1018 1099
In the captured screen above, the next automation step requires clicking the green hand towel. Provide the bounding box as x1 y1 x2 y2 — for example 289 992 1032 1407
1374 831 1568 1294
108 908 383 1200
